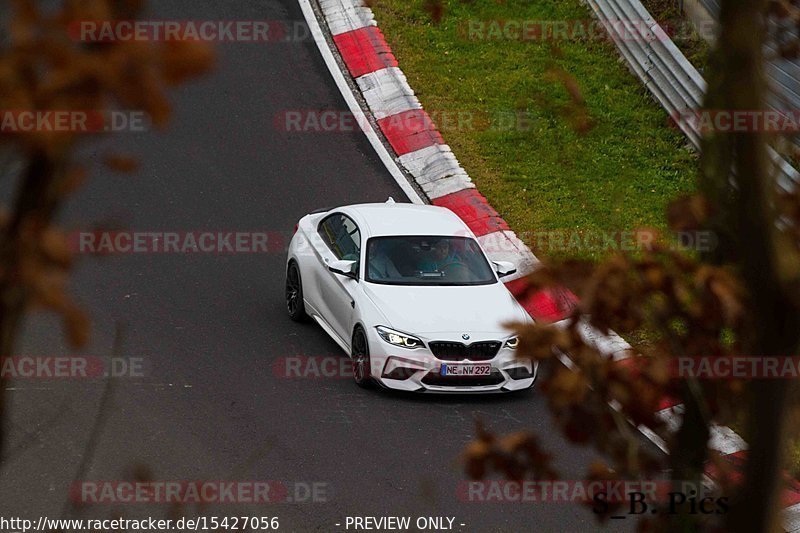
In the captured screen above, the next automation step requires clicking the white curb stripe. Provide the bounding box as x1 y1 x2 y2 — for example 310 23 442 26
656 404 748 455
318 0 376 36
398 144 472 184
419 174 475 200
573 318 633 360
398 144 475 199
783 503 800 533
357 67 422 120
657 404 684 433
637 424 668 453
709 424 748 455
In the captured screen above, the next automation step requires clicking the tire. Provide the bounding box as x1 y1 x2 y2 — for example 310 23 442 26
351 327 373 388
285 261 307 322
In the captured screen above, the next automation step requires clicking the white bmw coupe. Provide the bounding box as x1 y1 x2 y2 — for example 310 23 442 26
285 199 537 393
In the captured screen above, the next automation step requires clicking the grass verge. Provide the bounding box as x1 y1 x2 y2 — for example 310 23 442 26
370 0 699 262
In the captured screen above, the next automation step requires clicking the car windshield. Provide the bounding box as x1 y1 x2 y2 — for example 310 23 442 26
365 236 497 286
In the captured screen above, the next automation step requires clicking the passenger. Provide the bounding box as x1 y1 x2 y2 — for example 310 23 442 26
368 242 402 280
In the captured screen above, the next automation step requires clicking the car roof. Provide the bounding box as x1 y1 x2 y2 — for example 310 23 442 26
334 202 471 238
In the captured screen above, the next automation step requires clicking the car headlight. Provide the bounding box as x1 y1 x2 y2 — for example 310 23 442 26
376 326 423 349
505 336 519 349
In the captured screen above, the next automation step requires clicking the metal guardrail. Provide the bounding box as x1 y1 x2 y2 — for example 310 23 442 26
584 0 800 192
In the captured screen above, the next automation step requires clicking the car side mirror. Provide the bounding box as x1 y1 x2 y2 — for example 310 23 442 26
328 259 358 280
493 260 517 278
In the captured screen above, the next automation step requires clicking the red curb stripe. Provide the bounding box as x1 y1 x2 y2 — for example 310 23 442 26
503 276 532 298
333 26 398 78
784 482 800 507
504 278 577 322
780 468 800 507
720 450 748 465
614 357 641 370
613 356 648 380
704 450 746 486
658 395 682 411
432 189 510 236
524 290 570 322
377 109 444 156
598 360 682 416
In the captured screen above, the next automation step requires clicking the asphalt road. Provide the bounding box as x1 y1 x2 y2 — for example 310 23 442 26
0 1 637 531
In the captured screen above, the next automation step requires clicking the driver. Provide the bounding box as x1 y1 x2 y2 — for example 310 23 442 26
419 239 463 272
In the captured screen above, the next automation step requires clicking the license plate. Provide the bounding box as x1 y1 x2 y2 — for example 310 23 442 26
440 363 492 376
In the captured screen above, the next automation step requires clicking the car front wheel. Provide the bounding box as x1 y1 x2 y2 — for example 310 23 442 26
351 327 372 388
285 262 307 322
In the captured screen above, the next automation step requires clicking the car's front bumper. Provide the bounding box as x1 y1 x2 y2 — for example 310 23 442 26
366 329 537 393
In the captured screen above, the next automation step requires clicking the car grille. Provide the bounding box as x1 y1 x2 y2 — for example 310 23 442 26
428 341 502 361
422 369 505 387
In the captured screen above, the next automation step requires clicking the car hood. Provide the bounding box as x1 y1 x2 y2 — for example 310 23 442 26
362 282 530 335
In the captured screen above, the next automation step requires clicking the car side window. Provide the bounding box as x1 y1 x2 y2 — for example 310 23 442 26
317 214 361 264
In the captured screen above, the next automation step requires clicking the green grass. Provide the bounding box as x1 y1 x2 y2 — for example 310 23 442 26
371 0 699 261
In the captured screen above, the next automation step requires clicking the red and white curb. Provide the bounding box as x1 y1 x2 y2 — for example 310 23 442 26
299 0 799 526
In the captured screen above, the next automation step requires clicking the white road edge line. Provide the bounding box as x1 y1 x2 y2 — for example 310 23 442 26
298 0 426 205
